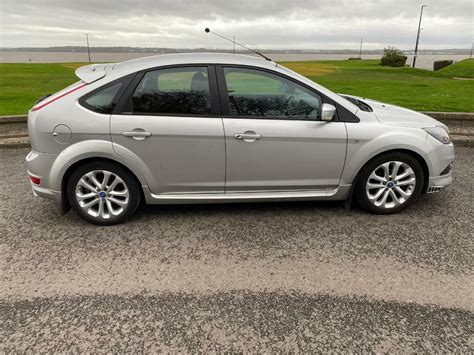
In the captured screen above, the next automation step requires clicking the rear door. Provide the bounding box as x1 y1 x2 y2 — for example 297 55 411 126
217 66 347 192
110 65 225 194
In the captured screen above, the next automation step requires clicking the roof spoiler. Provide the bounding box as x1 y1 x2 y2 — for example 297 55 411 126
75 64 110 83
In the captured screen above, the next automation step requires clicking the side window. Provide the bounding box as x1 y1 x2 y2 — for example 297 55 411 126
82 82 123 114
132 67 211 115
223 67 322 120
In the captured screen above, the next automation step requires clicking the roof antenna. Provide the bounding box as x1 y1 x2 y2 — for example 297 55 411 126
205 28 272 61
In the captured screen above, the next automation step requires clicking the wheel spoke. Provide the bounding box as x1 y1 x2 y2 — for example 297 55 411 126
101 171 111 189
76 191 96 201
367 182 384 189
106 199 122 216
396 177 416 187
391 161 403 178
80 197 99 209
108 196 128 206
394 186 411 198
368 188 385 202
78 178 97 193
87 172 102 189
381 163 390 180
108 190 128 196
389 189 401 206
369 170 386 183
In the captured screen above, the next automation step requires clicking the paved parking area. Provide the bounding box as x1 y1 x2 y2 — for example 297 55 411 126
1 147 473 352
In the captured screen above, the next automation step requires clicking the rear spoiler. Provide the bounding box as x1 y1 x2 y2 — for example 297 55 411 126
75 63 113 83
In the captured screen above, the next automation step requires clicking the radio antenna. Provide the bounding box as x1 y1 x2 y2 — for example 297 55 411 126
205 28 272 61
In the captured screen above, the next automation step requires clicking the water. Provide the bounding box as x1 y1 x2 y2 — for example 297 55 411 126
0 51 470 71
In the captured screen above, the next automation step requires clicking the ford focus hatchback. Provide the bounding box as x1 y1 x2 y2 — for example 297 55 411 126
26 53 454 225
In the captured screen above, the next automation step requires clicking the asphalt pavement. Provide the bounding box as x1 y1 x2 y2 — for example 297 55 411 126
1 147 473 352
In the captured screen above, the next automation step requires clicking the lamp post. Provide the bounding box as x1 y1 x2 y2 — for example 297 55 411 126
412 5 427 68
86 33 91 63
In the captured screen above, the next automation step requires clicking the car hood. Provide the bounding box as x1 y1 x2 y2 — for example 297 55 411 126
343 94 447 129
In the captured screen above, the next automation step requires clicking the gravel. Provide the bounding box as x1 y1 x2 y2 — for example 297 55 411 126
1 147 473 352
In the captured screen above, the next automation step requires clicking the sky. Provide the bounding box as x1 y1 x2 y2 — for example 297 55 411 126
0 0 472 50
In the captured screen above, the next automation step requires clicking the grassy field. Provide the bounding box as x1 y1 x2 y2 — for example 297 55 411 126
0 59 473 116
437 59 474 78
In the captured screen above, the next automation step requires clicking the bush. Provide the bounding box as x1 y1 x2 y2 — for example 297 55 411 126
433 60 454 71
381 47 407 67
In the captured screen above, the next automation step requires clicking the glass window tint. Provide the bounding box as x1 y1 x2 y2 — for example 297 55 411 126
223 67 322 120
84 82 123 114
132 67 211 115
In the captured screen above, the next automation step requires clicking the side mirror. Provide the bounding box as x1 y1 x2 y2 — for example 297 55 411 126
321 103 336 122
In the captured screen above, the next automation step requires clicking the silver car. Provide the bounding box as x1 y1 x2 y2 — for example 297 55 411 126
27 53 454 225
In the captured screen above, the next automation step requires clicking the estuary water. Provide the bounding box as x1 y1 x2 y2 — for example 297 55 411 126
0 51 470 71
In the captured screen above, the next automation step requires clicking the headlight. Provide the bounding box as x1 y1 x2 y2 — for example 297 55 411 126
423 126 451 144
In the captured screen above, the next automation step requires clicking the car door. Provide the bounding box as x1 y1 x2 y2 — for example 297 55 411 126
217 66 347 192
110 65 225 194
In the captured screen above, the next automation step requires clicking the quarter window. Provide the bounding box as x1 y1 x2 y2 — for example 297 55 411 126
132 67 211 115
82 82 123 114
223 67 322 120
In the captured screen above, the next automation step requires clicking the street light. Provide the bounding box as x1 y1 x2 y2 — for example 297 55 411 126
412 5 427 68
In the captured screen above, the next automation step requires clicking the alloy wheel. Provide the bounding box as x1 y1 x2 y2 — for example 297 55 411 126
75 170 130 219
365 161 416 209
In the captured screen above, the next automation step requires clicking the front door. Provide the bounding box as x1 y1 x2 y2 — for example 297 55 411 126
219 66 347 192
111 65 225 194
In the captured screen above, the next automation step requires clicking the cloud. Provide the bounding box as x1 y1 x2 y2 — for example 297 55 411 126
0 0 472 49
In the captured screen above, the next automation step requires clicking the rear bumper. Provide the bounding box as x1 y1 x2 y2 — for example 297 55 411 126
30 182 61 201
26 150 62 201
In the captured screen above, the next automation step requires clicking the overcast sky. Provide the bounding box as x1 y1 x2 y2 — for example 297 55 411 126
0 0 472 49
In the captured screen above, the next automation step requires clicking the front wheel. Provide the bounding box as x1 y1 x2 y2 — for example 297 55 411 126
67 161 141 225
355 152 424 214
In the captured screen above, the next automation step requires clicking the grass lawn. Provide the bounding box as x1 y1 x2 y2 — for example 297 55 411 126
437 59 474 78
0 59 473 116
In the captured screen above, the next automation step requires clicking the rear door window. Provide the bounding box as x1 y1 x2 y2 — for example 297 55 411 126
131 67 212 115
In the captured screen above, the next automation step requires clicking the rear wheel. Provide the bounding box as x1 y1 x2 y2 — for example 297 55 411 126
355 152 424 214
67 161 141 225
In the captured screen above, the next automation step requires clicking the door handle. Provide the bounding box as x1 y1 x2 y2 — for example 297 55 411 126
234 132 262 142
122 130 152 140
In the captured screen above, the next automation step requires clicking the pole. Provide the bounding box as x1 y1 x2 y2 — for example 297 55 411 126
413 5 427 68
359 37 363 59
86 33 91 63
233 36 236 54
470 43 473 59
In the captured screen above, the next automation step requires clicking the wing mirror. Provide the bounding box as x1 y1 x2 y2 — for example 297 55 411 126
321 103 336 122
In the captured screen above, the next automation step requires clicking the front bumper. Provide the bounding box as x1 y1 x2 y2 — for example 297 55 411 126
425 141 454 193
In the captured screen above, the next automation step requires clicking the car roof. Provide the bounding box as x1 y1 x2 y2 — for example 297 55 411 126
112 52 276 72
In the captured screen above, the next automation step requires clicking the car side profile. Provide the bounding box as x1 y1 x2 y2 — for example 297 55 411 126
27 53 454 225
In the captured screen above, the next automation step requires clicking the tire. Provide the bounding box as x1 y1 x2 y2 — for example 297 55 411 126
355 152 424 214
67 161 141 225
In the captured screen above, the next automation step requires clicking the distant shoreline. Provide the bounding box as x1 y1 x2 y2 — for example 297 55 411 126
0 47 471 56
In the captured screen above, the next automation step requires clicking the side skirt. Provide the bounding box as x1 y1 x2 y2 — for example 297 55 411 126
142 185 352 205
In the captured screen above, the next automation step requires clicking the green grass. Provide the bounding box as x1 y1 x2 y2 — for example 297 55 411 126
0 63 81 116
0 60 473 116
436 59 474 78
281 59 474 112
